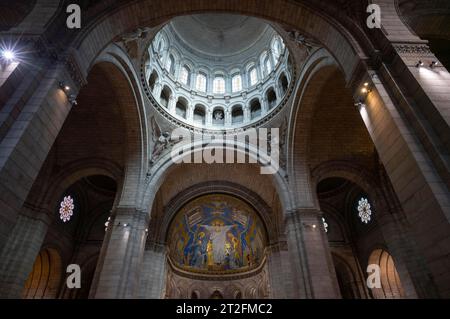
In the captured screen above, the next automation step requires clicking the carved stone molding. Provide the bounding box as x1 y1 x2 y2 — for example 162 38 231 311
393 43 433 56
65 51 88 88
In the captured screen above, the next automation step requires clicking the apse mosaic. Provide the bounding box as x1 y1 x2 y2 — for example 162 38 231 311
168 194 267 274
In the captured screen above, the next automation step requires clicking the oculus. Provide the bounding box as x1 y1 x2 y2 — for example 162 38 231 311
59 195 74 222
357 197 372 224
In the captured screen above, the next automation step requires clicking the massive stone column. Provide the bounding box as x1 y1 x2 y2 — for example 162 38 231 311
373 182 440 298
90 207 148 298
355 70 450 297
0 58 77 254
266 240 296 298
0 205 51 298
138 242 167 298
285 208 341 298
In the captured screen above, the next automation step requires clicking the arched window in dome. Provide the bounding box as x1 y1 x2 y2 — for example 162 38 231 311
232 105 244 124
250 99 261 120
179 65 191 86
249 67 258 86
176 97 188 119
231 74 242 93
213 76 226 94
264 57 272 76
157 37 165 54
266 87 277 109
272 37 282 63
166 54 175 75
278 73 288 96
160 85 172 108
196 72 207 92
148 70 159 92
194 104 206 125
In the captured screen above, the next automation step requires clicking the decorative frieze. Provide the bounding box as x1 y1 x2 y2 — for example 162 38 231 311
393 43 433 56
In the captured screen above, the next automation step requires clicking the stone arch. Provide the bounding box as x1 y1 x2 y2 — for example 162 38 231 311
311 160 384 208
22 247 62 299
287 49 341 208
69 0 366 89
231 104 244 124
332 253 362 299
155 181 277 245
90 46 148 208
148 70 159 91
160 85 172 108
142 144 294 217
396 1 450 69
278 72 289 96
368 248 405 299
34 158 123 214
265 87 277 109
193 104 206 124
175 96 188 119
396 0 450 40
250 98 262 119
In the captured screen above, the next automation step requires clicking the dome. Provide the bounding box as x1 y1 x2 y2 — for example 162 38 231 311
170 14 269 57
167 194 267 276
144 14 293 131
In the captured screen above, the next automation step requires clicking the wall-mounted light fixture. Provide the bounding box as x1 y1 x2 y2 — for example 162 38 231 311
104 216 111 232
114 221 131 228
361 82 372 95
416 60 424 68
430 61 439 68
59 81 78 106
302 222 317 230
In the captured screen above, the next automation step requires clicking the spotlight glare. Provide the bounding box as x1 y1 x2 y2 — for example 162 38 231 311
1 49 15 61
361 87 368 94
64 85 70 91
364 82 369 87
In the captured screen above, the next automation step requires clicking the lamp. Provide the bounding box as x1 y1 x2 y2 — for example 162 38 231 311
59 81 77 106
430 61 439 68
361 82 372 95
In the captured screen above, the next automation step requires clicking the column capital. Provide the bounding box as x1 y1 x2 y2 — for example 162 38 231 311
112 206 150 229
145 240 167 253
286 207 320 218
285 208 322 230
21 202 53 225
